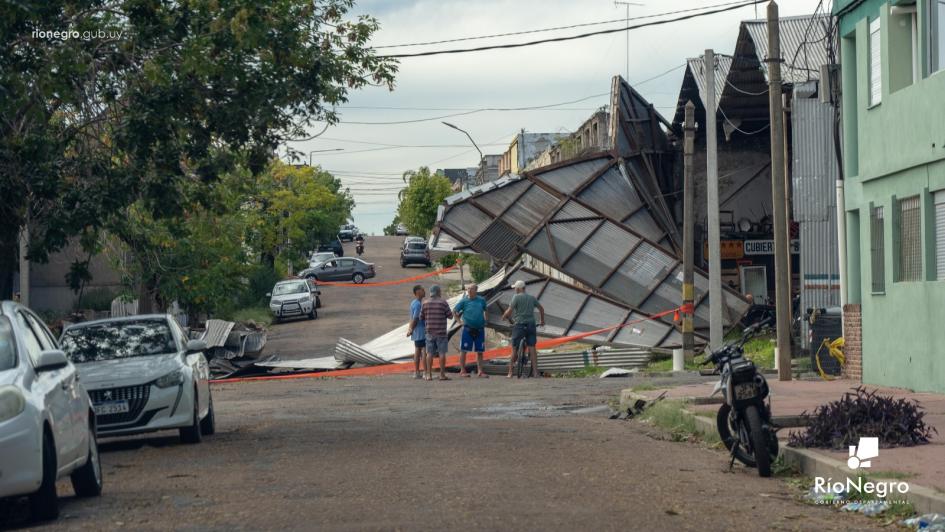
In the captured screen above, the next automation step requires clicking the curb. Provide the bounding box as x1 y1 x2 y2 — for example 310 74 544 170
619 390 945 515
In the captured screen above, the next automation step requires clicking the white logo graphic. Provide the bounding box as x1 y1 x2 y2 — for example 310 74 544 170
847 437 879 469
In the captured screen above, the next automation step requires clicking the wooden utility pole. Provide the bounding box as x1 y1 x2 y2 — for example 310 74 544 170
704 49 723 349
767 1 792 380
682 101 696 359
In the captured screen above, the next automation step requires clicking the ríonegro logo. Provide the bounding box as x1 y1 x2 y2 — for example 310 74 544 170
811 437 910 503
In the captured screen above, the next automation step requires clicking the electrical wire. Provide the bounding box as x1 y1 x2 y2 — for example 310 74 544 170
724 77 768 96
378 1 762 58
717 105 770 136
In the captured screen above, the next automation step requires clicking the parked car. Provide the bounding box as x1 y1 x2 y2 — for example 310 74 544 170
267 279 319 321
395 223 409 236
306 257 375 284
402 235 425 249
337 224 358 242
0 301 102 521
60 315 215 444
317 238 344 257
401 241 432 267
309 251 336 268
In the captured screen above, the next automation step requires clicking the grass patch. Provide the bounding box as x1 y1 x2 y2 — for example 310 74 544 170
743 333 775 369
639 399 720 446
869 470 916 480
551 365 607 378
225 306 272 327
630 382 661 392
771 455 801 477
642 356 700 373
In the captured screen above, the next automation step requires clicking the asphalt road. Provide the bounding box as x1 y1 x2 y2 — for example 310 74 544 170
265 235 434 361
3 235 882 531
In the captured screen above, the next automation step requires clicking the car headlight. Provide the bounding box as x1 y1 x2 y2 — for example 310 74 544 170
154 369 185 388
0 385 26 423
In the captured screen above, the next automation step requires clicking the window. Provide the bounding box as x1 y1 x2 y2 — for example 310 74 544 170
869 17 882 105
24 312 56 350
897 196 922 281
870 205 885 292
931 0 945 73
15 312 45 366
935 190 945 279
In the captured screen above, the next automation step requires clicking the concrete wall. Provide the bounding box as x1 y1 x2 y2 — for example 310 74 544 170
16 239 124 314
840 0 945 393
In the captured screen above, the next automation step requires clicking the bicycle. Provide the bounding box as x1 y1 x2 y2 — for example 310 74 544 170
513 335 535 378
814 336 845 380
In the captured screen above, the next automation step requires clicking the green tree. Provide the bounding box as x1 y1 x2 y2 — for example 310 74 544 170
0 0 397 298
397 167 452 236
383 215 402 236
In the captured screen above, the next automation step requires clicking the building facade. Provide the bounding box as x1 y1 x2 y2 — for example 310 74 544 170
836 0 945 392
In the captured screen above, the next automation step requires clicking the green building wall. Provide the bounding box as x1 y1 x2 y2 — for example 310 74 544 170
838 0 945 392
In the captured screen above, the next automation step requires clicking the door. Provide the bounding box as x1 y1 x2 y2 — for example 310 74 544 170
16 311 79 470
321 260 341 281
740 266 768 304
338 259 356 280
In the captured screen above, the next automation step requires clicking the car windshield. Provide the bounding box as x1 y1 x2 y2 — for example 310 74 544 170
313 253 334 261
0 317 16 371
61 319 177 363
273 282 308 295
408 243 426 250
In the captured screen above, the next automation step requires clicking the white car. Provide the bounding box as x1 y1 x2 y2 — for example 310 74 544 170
0 301 102 522
309 251 337 269
60 315 214 444
268 279 318 322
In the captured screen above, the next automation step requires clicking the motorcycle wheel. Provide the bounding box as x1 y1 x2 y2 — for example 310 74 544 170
744 405 772 477
716 404 757 468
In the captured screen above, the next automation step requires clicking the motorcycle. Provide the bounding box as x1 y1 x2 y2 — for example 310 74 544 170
701 318 779 477
355 236 364 257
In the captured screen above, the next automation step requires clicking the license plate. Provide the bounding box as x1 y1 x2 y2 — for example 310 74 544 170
94 401 129 415
734 382 758 400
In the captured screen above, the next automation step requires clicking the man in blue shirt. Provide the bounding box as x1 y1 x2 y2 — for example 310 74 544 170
454 283 489 378
406 285 426 379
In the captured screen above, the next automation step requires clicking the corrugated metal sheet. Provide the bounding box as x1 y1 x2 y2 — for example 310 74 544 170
792 96 841 346
481 348 652 375
743 14 832 84
686 54 733 111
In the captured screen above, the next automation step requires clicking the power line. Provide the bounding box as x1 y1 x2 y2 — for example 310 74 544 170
373 0 756 49
379 1 761 58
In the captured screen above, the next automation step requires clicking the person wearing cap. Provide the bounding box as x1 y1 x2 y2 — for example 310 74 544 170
502 280 545 378
420 284 453 381
454 283 488 378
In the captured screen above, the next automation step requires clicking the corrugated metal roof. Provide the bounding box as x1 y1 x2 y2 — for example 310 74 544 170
686 54 733 111
742 14 832 84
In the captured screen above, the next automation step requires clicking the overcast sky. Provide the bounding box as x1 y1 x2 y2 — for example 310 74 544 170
287 0 824 235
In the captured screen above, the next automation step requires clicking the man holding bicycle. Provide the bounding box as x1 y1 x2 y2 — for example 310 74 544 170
502 280 545 378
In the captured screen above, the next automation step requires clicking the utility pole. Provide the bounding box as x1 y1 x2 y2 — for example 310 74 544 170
615 2 645 80
682 101 696 359
18 219 29 306
704 48 723 350
767 1 792 381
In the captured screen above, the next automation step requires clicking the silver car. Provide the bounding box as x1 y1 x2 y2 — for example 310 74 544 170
268 279 318 322
60 315 214 443
306 257 375 284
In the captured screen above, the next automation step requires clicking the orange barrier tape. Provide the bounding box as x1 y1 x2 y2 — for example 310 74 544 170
313 262 458 287
211 305 681 384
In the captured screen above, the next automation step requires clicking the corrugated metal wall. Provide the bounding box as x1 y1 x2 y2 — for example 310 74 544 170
792 97 841 347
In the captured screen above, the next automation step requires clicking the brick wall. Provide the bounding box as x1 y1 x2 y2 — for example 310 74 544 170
843 304 862 381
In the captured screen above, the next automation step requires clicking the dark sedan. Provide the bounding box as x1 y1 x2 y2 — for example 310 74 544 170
304 257 375 284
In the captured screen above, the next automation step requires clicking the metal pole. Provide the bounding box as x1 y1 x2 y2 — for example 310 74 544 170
442 122 483 162
682 101 696 359
836 180 848 335
704 49 723 350
767 1 792 381
18 219 29 306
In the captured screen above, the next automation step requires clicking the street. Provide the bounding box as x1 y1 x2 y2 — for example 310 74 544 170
6 239 879 531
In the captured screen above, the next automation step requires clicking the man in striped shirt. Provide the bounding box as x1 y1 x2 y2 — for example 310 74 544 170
420 284 453 381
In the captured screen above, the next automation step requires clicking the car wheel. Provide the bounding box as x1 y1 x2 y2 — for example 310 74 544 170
71 419 103 497
400 261 406 268
29 430 59 521
308 307 316 320
352 272 364 284
316 296 322 309
179 392 203 444
272 316 280 325
200 394 216 435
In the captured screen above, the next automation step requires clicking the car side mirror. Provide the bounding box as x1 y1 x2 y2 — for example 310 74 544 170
185 339 207 353
35 349 69 372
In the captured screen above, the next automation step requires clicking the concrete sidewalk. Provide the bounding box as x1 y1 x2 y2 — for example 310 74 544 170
626 378 945 493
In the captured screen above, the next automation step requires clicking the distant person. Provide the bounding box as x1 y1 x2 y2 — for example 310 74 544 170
502 280 545 378
406 285 426 379
420 284 453 381
454 283 488 378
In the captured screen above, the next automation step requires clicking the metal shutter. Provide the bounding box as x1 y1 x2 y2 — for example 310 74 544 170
936 191 945 280
870 206 885 292
870 18 882 106
899 196 922 281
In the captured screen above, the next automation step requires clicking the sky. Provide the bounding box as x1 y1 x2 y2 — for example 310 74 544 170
286 0 825 235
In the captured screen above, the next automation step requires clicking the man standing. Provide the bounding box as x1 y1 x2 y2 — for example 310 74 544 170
502 280 545 378
454 283 488 378
420 284 452 381
406 284 426 379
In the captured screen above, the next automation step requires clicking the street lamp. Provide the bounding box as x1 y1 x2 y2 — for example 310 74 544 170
441 122 483 162
309 148 344 166
614 1 645 81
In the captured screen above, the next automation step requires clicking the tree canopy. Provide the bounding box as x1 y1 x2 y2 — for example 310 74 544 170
396 167 452 236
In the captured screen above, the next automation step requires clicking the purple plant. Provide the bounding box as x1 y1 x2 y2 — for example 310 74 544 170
788 387 937 449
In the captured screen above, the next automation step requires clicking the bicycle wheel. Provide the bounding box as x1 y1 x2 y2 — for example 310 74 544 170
516 339 527 378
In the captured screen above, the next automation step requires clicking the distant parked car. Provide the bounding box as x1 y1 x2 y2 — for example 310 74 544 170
318 238 344 257
337 224 358 242
0 301 102 522
307 257 375 284
401 241 432 267
309 251 337 269
60 315 215 444
395 223 409 236
267 279 319 322
402 235 425 249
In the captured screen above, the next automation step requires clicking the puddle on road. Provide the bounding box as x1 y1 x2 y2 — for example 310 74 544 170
472 401 610 419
